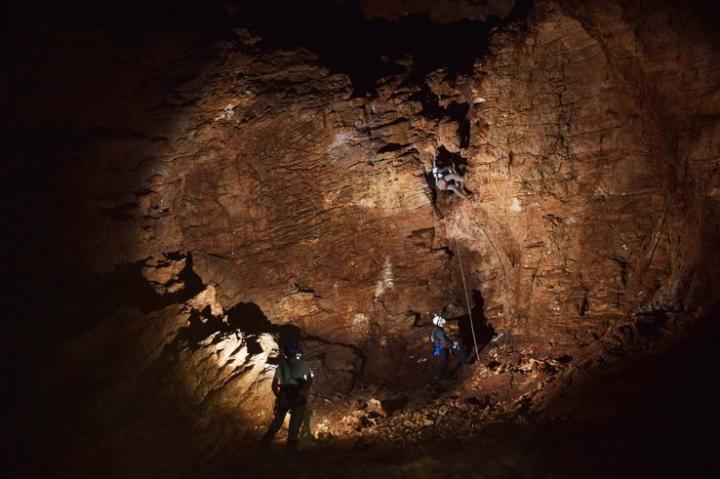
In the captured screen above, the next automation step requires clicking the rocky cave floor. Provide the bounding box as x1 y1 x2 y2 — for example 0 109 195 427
4 1 720 478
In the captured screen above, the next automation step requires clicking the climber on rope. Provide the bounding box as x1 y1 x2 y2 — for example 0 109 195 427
260 341 314 452
429 314 468 379
432 164 469 199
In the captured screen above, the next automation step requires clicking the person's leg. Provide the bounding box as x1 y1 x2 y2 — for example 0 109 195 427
444 173 465 185
447 184 467 198
261 401 289 444
287 402 307 448
299 403 313 446
439 348 450 378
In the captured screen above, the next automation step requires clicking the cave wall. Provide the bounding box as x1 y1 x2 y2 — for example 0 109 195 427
446 0 720 355
4 0 720 475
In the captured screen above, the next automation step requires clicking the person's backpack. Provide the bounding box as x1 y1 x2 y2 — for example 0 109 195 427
281 383 301 403
278 358 310 405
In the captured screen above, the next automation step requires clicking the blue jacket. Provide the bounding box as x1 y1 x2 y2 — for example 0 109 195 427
430 326 452 349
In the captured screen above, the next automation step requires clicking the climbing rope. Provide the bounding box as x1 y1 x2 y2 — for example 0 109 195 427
455 238 481 362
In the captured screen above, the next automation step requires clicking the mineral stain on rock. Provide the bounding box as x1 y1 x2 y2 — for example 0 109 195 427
4 0 720 478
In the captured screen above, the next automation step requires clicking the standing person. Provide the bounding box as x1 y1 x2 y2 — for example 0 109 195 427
260 342 314 452
429 314 467 379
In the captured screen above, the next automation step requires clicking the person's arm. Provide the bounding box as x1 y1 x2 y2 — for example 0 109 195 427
300 366 314 395
444 173 464 183
271 366 281 397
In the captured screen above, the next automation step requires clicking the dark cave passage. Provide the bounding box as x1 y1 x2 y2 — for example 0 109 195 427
459 290 496 357
232 0 531 97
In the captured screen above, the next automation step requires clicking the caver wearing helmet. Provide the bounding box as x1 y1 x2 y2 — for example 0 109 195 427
432 314 446 328
432 165 468 199
429 314 467 379
261 341 314 451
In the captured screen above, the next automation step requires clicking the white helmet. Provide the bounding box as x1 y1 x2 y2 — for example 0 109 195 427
432 314 446 327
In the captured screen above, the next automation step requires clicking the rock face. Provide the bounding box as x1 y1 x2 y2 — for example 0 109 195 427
4 0 720 476
470 0 720 332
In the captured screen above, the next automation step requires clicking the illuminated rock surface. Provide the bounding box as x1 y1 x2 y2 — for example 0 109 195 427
3 0 720 477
